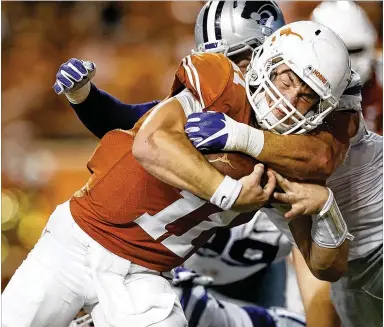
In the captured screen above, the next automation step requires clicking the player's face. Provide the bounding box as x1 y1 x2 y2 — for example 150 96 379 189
266 64 319 123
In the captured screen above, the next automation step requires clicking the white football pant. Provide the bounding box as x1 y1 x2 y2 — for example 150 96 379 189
2 201 186 327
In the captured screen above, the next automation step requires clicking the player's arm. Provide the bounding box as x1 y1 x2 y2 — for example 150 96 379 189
70 84 159 139
133 97 222 200
187 110 359 181
54 58 158 139
256 111 358 180
289 215 349 282
272 171 350 282
186 69 362 181
132 96 276 213
254 71 362 180
292 247 341 327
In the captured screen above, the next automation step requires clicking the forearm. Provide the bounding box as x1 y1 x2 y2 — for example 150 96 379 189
292 248 341 327
257 131 335 181
289 216 348 282
227 113 358 181
257 112 359 180
133 99 225 201
310 241 349 282
70 83 159 138
135 128 224 200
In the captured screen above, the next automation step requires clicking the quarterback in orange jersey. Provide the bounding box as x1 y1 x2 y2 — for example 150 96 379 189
2 27 340 327
134 23 355 284
50 2 375 327
2 48 283 327
69 52 279 274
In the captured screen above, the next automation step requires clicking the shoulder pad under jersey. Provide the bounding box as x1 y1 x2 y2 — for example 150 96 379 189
170 53 232 109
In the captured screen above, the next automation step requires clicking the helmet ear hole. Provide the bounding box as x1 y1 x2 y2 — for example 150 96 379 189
315 29 321 35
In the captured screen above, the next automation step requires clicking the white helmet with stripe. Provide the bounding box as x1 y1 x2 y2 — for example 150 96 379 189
194 1 285 57
246 21 351 135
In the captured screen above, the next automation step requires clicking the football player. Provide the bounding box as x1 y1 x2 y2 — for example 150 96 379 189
57 3 308 327
184 22 383 327
64 21 356 327
4 10 351 327
3 4 309 326
2 48 280 326
311 1 382 134
53 2 364 327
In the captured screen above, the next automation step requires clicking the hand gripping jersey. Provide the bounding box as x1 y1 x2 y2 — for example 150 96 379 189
262 115 383 261
260 70 383 261
70 53 257 272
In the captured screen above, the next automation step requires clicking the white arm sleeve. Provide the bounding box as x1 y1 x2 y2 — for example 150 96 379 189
337 70 362 112
173 89 203 116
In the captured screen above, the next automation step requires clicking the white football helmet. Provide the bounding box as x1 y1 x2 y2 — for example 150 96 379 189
311 1 377 85
245 21 351 135
194 1 285 57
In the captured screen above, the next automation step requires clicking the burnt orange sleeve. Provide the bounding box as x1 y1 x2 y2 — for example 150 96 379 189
169 53 232 109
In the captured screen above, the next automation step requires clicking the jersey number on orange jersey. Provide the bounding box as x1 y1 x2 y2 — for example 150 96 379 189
134 190 242 258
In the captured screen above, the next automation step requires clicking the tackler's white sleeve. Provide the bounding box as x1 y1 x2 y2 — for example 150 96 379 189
337 70 362 112
174 89 203 116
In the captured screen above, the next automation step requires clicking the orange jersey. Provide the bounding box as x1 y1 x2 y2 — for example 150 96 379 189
70 53 255 272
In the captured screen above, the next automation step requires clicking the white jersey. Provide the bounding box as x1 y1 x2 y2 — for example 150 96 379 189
184 211 292 285
262 115 383 261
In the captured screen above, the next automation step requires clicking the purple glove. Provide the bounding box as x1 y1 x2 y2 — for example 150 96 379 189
53 58 96 95
185 112 230 152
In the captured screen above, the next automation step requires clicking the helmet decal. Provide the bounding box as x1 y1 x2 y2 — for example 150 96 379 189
241 1 279 28
271 27 304 42
195 1 286 57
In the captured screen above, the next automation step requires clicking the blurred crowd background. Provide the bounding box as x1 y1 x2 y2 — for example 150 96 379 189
1 1 383 293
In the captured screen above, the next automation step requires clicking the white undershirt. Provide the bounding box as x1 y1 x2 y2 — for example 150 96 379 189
173 89 203 116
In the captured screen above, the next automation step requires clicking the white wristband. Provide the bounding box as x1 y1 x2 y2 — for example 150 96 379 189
65 81 91 104
210 176 242 210
225 123 264 159
311 188 354 248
